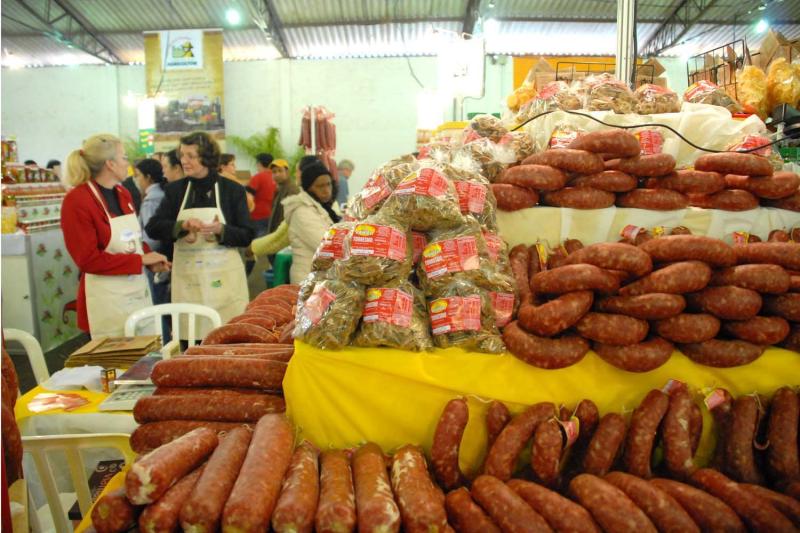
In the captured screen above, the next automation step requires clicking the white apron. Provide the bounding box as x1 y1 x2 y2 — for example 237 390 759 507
172 180 248 338
84 182 152 339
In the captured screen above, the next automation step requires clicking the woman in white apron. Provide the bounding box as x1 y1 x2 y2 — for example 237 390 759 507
145 132 254 338
61 134 170 338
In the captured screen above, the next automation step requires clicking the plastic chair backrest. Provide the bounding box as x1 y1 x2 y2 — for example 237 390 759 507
124 303 222 348
3 328 48 385
21 433 135 533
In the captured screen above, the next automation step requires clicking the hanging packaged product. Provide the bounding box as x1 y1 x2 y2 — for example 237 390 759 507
353 280 433 351
334 214 412 286
294 279 365 350
381 166 463 232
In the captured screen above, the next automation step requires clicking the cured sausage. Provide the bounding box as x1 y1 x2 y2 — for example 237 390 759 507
445 487 501 533
531 418 564 487
315 450 357 533
484 402 556 481
1 404 22 484
662 386 697 479
647 170 725 194
597 293 685 319
654 313 720 344
723 316 790 345
133 393 285 423
619 261 712 296
563 242 652 277
486 401 512 447
594 337 674 372
763 293 800 321
617 188 689 210
764 190 800 211
531 264 619 294
130 421 242 454
390 445 448 533
624 390 669 479
694 152 773 176
575 312 649 345
126 427 218 504
91 488 140 533
573 399 599 450
471 475 553 533
151 357 286 389
568 474 657 533
497 164 569 191
180 426 252 533
604 472 699 533
222 414 295 533
734 242 800 271
639 235 736 267
725 171 800 199
766 387 800 483
509 244 532 305
183 343 293 355
686 286 762 320
689 402 703 457
503 322 589 370
272 441 320 533
707 389 734 470
570 170 637 192
740 484 800 528
710 264 791 294
2 349 18 408
138 466 205 533
153 387 279 397
508 479 600 533
178 351 293 363
781 324 800 351
518 291 593 336
353 442 401 533
769 229 791 242
670 226 692 235
228 314 279 331
201 323 277 345
542 187 616 209
681 339 764 367
690 189 760 211
649 478 746 533
725 395 765 485
583 413 627 477
613 153 676 177
523 149 604 174
567 129 641 158
492 184 539 211
431 398 468 491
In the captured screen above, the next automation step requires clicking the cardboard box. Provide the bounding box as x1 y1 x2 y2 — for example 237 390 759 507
71 336 160 357
757 29 800 68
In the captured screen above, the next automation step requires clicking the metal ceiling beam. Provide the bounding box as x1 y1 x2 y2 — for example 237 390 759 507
462 0 481 36
261 0 290 57
640 0 721 57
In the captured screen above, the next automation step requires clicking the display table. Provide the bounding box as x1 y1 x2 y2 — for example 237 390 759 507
284 342 800 476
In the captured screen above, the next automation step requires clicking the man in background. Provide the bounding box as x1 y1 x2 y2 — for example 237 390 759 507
46 159 61 180
336 159 354 208
267 159 300 235
247 152 276 237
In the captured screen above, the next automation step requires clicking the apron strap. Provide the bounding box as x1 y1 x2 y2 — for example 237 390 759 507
179 181 193 212
87 181 113 221
214 181 227 225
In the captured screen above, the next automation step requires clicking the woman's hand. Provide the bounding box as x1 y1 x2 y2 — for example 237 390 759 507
147 260 172 273
142 251 169 268
181 218 204 233
200 215 223 236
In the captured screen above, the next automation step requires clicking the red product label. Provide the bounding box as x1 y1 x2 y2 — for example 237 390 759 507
463 129 482 144
422 236 480 279
350 224 407 262
538 81 563 100
684 80 717 101
636 130 664 155
360 174 392 210
417 145 431 159
704 388 727 410
362 288 413 327
620 224 645 240
730 134 772 157
454 181 487 215
394 168 450 198
498 133 514 145
483 231 503 262
303 285 337 325
316 227 350 260
549 129 579 150
429 296 482 334
412 231 427 264
490 292 515 327
559 417 581 448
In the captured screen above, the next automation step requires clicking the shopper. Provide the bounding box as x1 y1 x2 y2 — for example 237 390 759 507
336 159 354 208
267 159 300 234
220 153 254 212
46 159 61 180
295 155 320 186
61 134 169 338
162 149 185 183
247 153 276 237
145 131 254 335
283 162 340 283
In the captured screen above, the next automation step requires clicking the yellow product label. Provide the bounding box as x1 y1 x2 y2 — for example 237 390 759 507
366 288 383 301
423 243 442 259
354 224 376 237
535 243 548 266
430 300 448 314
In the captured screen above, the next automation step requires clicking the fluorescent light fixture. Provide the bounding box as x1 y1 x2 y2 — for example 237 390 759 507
225 8 242 25
483 18 500 35
755 19 769 33
757 3 767 10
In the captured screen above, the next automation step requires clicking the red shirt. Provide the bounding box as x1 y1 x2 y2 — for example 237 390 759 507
249 170 276 220
61 182 149 332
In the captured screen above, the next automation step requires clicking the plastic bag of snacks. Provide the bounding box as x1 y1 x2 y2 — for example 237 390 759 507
375 155 421 187
634 84 680 114
311 221 355 272
506 82 537 113
381 164 463 232
417 219 494 295
584 73 637 114
767 58 800 110
633 129 664 155
443 156 498 230
335 213 413 286
549 123 585 149
683 80 743 113
294 278 365 350
456 137 510 182
428 279 504 353
348 173 394 220
466 114 509 143
353 279 433 351
498 131 535 162
737 65 769 119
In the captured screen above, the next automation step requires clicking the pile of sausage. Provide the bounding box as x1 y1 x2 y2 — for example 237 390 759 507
2 349 23 484
506 235 800 371
492 129 800 212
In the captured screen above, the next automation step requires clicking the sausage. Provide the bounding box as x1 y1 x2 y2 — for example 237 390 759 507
563 238 584 254
568 474 657 533
690 189 759 211
531 418 564 487
531 264 619 294
201 323 277 344
228 315 279 331
680 339 764 367
523 149 604 175
654 313 720 343
486 401 512 447
542 187 616 209
485 402 556 481
497 164 569 191
272 441 320 533
546 245 569 270
594 336 674 372
183 343 294 355
278 320 294 344
353 442 401 533
689 402 703 456
662 386 698 479
567 129 640 157
130 421 243 454
764 190 800 211
390 445 448 533
670 226 692 235
575 312 649 345
624 389 669 479
1 404 22 484
2 349 18 408
583 413 627 477
734 242 800 270
619 261 712 296
471 475 553 533
740 484 800 528
509 244 532 305
563 242 653 277
766 387 800 483
604 472 700 533
570 170 637 192
492 184 539 211
151 357 286 389
763 293 800 321
617 188 689 210
647 170 726 194
503 322 590 370
781 324 800 351
153 387 278 397
769 229 791 242
710 264 791 294
686 286 762 320
649 478 746 533
246 304 294 325
133 393 285 423
707 389 734 470
179 426 253 533
91 488 140 533
507 479 600 533
517 291 593 336
639 235 736 267
222 414 295 533
138 466 205 533
782 480 800 500
444 487 501 533
725 171 800 199
126 427 218 504
724 395 764 485
315 450 356 533
177 351 293 363
691 468 795 532
723 316 790 344
613 153 676 177
573 399 600 450
694 152 773 176
431 398 468 491
596 293 685 319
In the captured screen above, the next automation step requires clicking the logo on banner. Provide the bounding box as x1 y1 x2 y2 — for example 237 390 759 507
161 30 204 70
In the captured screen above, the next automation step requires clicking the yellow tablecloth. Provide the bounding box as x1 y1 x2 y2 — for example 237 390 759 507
73 467 129 533
284 342 800 477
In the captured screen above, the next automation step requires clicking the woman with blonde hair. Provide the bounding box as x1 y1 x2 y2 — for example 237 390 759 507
61 134 170 338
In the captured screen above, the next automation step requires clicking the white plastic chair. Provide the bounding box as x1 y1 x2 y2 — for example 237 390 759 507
124 303 222 351
3 328 49 385
22 433 135 533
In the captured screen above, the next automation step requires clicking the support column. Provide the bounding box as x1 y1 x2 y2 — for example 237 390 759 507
615 0 636 84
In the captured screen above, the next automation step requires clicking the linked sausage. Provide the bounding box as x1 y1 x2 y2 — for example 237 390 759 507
183 343 294 355
663 386 698 479
594 337 674 372
734 242 800 270
681 339 764 367
492 184 539 211
471 475 553 533
725 395 764 485
484 402 556 481
568 474 657 533
508 479 600 533
503 321 589 369
178 351 293 363
567 129 641 158
612 153 676 177
723 316 790 344
523 149 604 174
597 293 685 319
391 445 448 533
570 170 637 192
353 442 401 533
542 187 616 209
781 324 800 351
764 190 800 211
769 229 791 242
617 188 689 210
531 418 564 487
710 264 791 294
202 323 277 345
528 243 546 279
694 152 773 176
671 226 692 235
649 478 746 533
563 242 652 277
138 466 205 533
686 286 762 320
707 388 734 470
725 171 800 199
763 293 800 321
497 164 569 191
647 170 725 194
486 401 512 447
583 413 627 477
639 235 736 267
531 264 619 294
624 390 669 479
575 312 649 345
619 261 712 296
547 245 569 270
766 387 800 483
689 402 703 456
228 315 279 331
154 387 280 397
655 313 720 343
509 244 532 305
518 291 593 336
445 487 501 533
604 472 699 533
133 393 285 423
315 450 357 533
91 488 140 533
272 442 320 533
151 357 286 389
1 404 22 484
690 189 759 211
740 484 800 528
222 414 295 533
432 398 468 490
573 399 599 450
130 421 243 454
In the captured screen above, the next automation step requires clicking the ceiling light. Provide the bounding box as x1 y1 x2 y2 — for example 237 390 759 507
755 19 769 33
757 3 767 10
483 18 500 35
488 0 496 7
225 8 242 25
